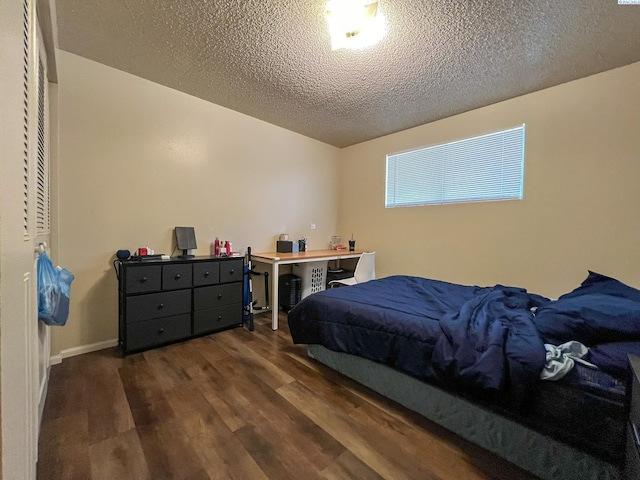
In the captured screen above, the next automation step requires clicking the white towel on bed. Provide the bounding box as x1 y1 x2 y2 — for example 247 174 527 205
540 341 597 380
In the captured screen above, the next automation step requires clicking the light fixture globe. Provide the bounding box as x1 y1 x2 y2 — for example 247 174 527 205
325 0 386 51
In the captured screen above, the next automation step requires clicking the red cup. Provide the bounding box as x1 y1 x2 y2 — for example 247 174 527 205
137 247 148 256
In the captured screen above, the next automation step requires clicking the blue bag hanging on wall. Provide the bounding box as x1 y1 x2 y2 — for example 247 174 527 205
37 251 75 326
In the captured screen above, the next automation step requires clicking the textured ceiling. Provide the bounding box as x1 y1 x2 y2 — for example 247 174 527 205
55 0 640 148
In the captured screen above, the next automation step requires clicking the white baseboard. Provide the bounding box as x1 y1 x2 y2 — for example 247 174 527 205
49 338 118 365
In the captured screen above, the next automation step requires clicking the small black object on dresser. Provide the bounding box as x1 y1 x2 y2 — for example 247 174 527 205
627 355 640 478
118 255 244 355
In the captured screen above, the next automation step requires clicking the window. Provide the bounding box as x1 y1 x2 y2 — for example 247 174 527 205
385 125 525 208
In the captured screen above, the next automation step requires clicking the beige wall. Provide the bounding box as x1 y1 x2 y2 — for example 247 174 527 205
337 62 640 298
55 52 640 354
54 51 340 355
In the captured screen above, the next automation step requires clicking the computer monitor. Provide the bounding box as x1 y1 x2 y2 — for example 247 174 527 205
174 226 197 258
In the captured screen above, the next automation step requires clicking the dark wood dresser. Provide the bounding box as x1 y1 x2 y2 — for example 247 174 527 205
118 255 244 355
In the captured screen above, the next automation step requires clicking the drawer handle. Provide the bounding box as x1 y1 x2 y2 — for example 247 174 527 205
204 271 210 277
229 269 234 274
217 294 222 299
175 274 181 280
158 303 164 309
158 328 164 335
141 276 147 283
217 316 222 321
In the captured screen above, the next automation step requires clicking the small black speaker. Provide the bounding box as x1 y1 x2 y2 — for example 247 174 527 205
116 249 131 260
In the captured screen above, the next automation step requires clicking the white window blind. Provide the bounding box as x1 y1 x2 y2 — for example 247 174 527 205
385 125 525 208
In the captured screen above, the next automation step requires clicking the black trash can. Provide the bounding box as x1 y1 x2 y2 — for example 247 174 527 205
279 274 301 311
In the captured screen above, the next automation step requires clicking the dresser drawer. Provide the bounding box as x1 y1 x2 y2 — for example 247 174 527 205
126 314 191 351
162 264 192 290
125 265 161 294
220 258 244 283
193 262 220 286
126 290 191 323
118 256 244 356
193 304 242 335
194 283 242 310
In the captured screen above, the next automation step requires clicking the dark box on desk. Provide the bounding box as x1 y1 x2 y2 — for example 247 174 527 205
276 240 293 253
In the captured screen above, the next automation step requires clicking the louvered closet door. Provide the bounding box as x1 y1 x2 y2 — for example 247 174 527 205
0 0 49 478
34 13 52 449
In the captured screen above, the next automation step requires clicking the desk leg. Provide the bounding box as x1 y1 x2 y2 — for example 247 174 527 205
272 262 279 330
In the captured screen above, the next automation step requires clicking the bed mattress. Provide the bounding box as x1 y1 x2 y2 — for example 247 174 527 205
289 275 550 397
288 274 635 466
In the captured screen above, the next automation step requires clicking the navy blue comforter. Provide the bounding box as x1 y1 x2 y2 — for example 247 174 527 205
288 275 550 392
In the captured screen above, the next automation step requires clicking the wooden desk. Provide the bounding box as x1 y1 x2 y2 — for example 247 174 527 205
251 250 364 330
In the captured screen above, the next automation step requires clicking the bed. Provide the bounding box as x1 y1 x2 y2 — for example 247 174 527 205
288 271 640 480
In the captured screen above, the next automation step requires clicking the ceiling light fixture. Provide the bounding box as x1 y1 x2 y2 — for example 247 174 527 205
325 0 386 51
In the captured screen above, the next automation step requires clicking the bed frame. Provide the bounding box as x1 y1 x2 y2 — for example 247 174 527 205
307 344 622 480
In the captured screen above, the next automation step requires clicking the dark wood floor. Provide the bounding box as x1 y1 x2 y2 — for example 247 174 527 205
37 313 537 480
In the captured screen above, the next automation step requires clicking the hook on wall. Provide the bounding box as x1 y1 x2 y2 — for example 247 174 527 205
36 242 47 254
